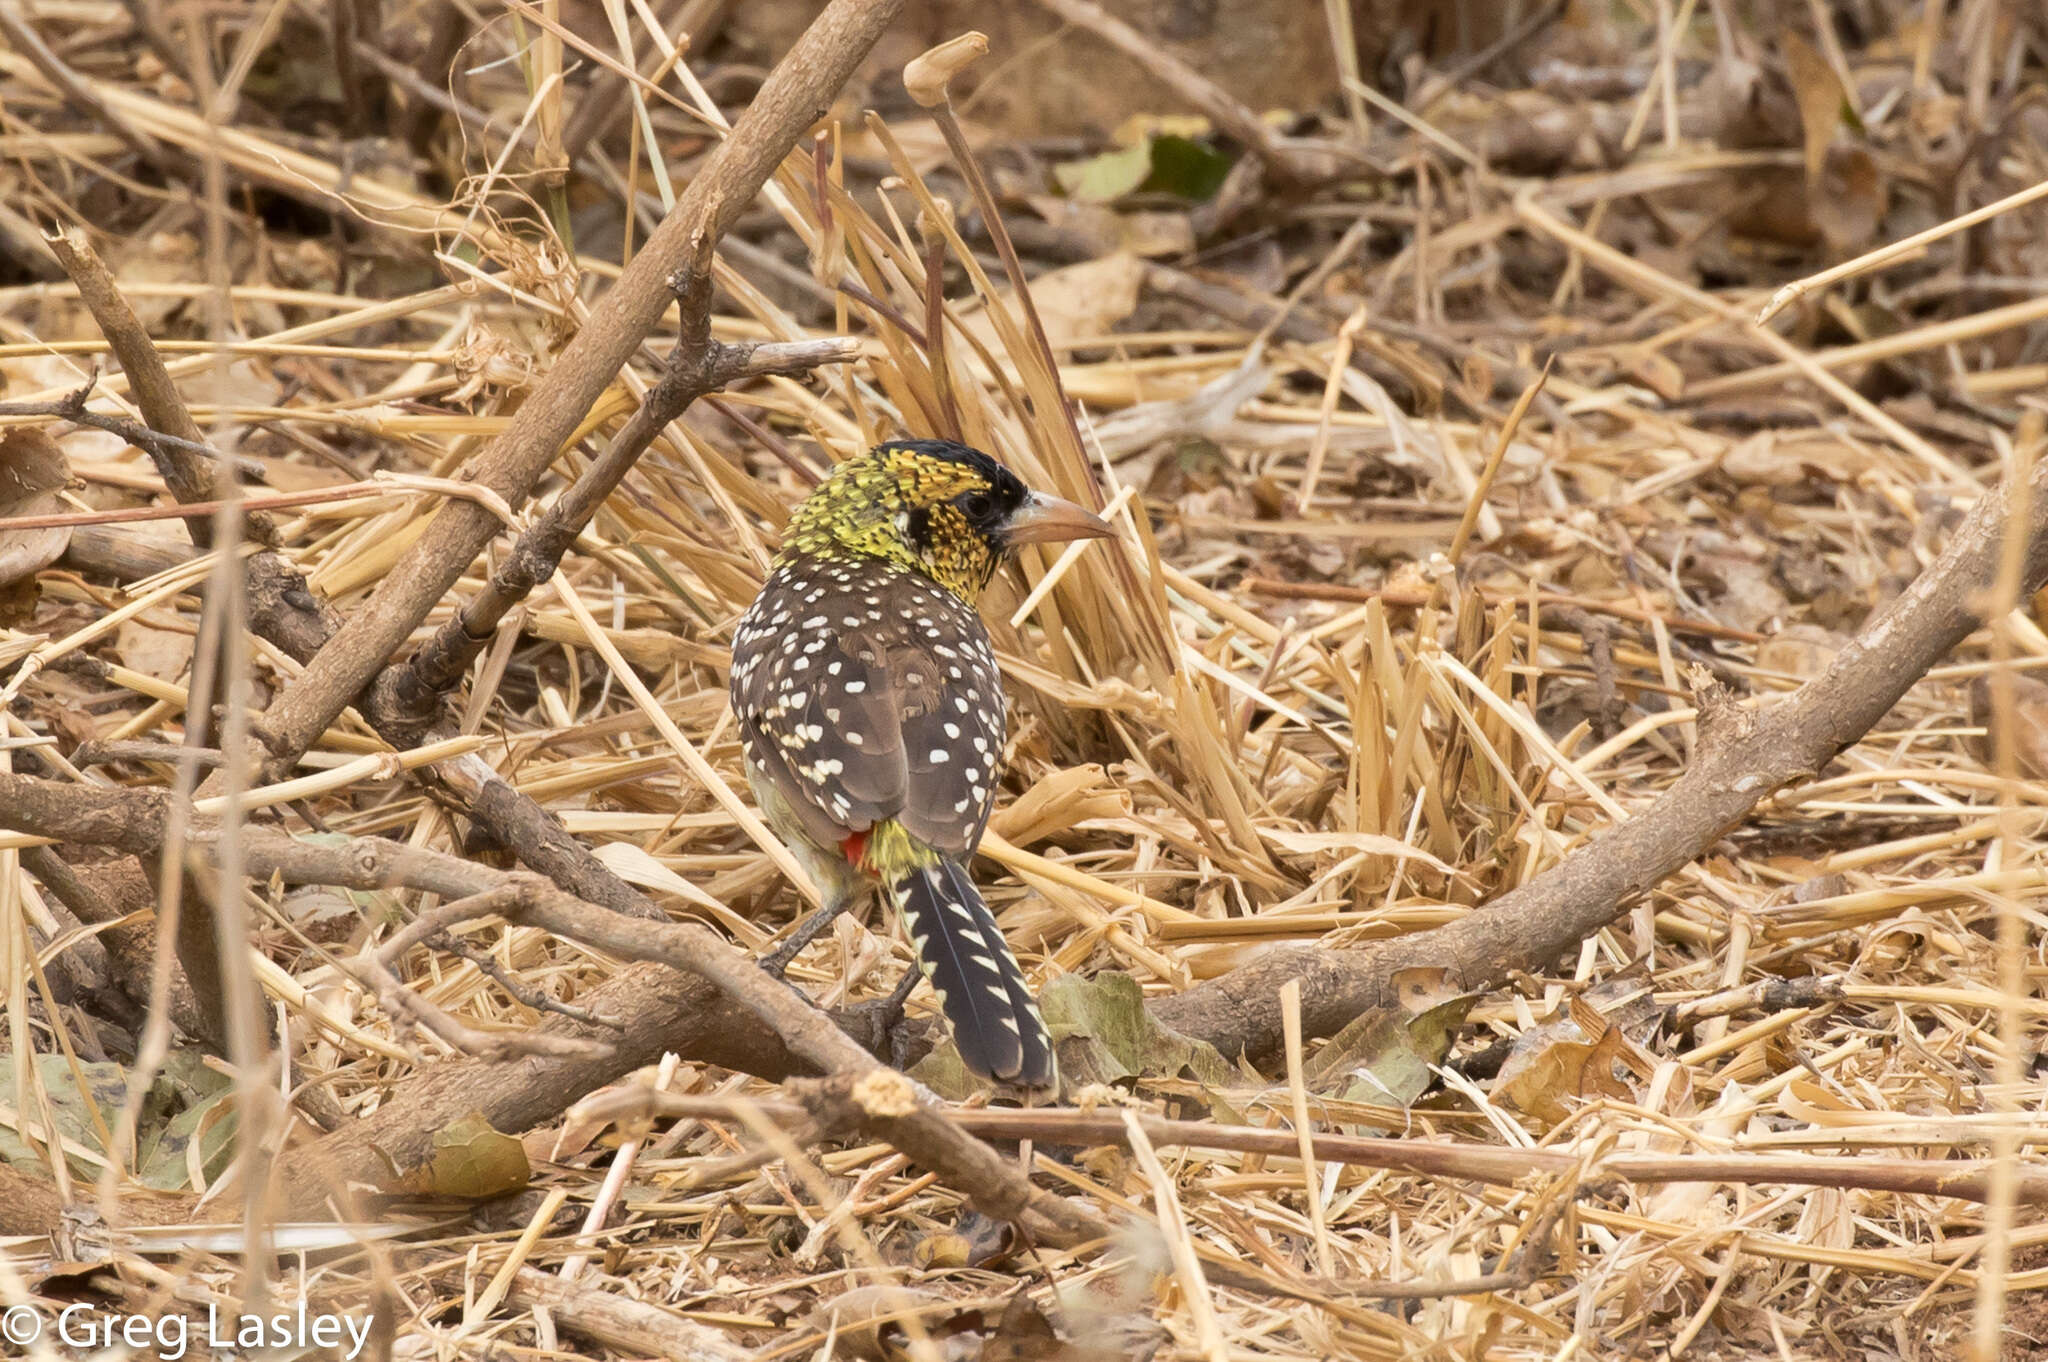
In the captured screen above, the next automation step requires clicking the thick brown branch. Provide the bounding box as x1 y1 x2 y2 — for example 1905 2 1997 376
368 311 857 744
1151 454 2048 1061
0 774 1097 1246
253 0 907 774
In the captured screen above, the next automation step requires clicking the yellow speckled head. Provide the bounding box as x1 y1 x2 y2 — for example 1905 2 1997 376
776 439 1113 602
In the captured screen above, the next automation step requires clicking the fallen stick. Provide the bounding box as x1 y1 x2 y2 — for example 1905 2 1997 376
1152 454 2048 1060
0 776 1100 1247
607 1088 2048 1209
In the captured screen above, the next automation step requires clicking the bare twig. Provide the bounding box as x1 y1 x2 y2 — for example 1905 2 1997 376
368 254 857 741
0 390 264 483
42 236 258 540
251 0 909 775
430 930 621 1030
1756 174 2048 324
41 232 335 664
348 917 607 1063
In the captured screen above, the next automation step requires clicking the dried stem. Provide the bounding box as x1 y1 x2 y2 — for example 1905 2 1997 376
251 0 909 774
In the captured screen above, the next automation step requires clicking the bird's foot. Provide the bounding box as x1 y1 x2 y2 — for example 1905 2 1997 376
757 900 848 979
836 968 927 1066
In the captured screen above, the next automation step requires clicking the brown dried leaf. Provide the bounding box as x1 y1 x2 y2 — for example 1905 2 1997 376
403 1111 532 1200
1811 144 1883 252
0 428 72 595
1780 31 1845 184
990 764 1130 847
1970 672 2048 781
966 252 1143 355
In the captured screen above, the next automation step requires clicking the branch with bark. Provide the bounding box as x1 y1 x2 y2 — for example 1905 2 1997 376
0 774 1100 1246
251 0 910 775
366 256 859 746
44 230 333 661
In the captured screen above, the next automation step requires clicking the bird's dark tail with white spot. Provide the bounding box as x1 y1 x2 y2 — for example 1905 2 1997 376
886 851 1055 1087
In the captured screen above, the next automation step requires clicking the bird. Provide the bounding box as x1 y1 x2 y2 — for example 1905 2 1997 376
729 438 1116 1086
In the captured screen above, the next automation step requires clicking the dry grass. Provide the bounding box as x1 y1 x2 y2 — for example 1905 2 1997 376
0 1 2046 1359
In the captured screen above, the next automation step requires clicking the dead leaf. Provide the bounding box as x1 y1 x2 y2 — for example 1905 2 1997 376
1494 969 1667 1125
915 972 1231 1104
1780 31 1845 184
991 764 1130 847
966 252 1144 355
404 1112 532 1199
1389 966 1462 1016
0 428 73 600
1971 672 2048 781
1687 536 1787 632
1303 991 1475 1113
805 1284 951 1362
1756 623 1841 679
1624 349 1686 401
1054 140 1154 203
983 1293 1117 1362
1497 1027 1638 1125
1811 143 1883 252
114 617 195 682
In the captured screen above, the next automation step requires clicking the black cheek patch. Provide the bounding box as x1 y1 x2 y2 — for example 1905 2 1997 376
905 506 931 548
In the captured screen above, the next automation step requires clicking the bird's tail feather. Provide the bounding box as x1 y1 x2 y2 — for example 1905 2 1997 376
886 852 1055 1087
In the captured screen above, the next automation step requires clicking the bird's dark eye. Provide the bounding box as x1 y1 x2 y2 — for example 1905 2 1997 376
958 491 994 520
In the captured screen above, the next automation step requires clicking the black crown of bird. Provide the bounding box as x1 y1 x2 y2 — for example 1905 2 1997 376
730 439 1116 1086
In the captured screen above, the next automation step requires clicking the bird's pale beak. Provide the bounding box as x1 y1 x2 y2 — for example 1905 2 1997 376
1002 491 1117 546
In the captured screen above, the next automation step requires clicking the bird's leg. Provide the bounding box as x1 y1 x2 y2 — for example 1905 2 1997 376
879 967 929 1068
758 881 867 979
879 962 922 1019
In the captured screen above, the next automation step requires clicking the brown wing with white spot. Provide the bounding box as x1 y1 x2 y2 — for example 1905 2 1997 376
730 558 1005 857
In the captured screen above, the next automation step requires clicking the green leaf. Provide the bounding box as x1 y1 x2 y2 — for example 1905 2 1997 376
911 972 1234 1105
0 1050 236 1191
1141 135 1235 201
135 1050 236 1191
409 1112 532 1200
1040 971 1233 1093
